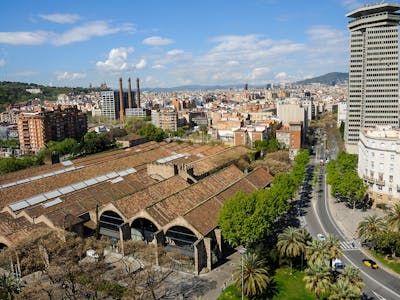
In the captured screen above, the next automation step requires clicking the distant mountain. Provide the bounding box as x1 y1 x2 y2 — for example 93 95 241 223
296 72 348 86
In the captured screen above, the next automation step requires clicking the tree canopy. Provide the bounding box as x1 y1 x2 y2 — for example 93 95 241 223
218 150 309 247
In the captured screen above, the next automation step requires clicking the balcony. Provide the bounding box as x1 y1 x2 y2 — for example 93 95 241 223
363 175 375 184
375 179 385 186
397 185 400 193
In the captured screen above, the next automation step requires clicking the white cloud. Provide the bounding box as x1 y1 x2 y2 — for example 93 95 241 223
54 21 134 46
250 67 270 80
306 25 348 63
135 58 147 69
274 72 287 79
226 60 239 66
39 13 81 24
0 59 5 67
142 36 174 46
56 71 87 80
152 64 166 69
167 49 184 56
96 47 134 72
0 21 134 46
0 31 52 45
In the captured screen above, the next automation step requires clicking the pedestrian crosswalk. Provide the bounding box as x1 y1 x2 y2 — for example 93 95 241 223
341 240 358 251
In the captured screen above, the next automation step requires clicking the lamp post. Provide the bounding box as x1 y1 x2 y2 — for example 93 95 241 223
238 247 247 300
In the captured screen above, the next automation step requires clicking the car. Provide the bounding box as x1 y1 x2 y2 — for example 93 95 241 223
362 259 378 269
317 233 326 241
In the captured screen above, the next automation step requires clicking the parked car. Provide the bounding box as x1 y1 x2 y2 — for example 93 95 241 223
332 258 345 273
317 233 326 241
362 259 378 269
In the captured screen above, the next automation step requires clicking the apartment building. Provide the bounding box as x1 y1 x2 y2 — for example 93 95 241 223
17 106 87 154
358 126 400 205
151 108 178 131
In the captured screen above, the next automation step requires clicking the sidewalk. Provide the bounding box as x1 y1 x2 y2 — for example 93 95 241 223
326 186 400 279
326 185 385 243
197 250 241 300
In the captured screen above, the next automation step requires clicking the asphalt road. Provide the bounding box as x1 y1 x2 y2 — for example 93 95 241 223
301 130 400 300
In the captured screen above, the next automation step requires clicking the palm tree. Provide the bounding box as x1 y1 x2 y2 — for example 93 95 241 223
303 263 332 299
328 278 360 300
277 227 306 273
357 215 386 248
306 238 329 265
233 252 270 298
326 235 342 269
0 274 19 300
338 265 364 295
387 203 400 232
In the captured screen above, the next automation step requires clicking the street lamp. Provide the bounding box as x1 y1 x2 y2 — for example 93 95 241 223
238 247 247 300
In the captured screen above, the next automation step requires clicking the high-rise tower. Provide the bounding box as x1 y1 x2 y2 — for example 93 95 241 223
345 3 400 153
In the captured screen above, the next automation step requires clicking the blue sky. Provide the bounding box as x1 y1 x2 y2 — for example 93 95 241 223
0 0 365 88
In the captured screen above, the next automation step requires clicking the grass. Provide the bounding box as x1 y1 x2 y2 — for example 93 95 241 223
271 268 314 300
368 250 400 275
217 267 313 300
217 285 248 300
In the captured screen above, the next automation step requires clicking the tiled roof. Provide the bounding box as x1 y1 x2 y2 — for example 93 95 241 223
183 166 274 235
114 176 190 219
191 146 252 176
145 165 244 227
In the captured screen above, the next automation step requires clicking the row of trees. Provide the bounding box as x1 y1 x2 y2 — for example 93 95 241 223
218 149 310 247
357 203 400 256
326 152 368 209
277 227 364 299
0 138 19 149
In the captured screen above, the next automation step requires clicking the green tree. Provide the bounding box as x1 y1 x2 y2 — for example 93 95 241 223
357 215 386 248
303 263 332 300
217 191 257 247
338 265 364 295
387 203 400 232
233 252 270 299
328 278 360 300
339 121 345 139
325 235 342 269
266 138 280 152
277 227 306 273
306 239 328 265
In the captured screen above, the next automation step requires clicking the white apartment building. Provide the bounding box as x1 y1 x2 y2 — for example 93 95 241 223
345 3 400 153
358 127 400 205
100 91 117 120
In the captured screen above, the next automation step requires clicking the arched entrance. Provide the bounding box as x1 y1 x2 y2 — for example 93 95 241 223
0 243 7 251
99 210 124 240
131 218 158 242
165 226 198 257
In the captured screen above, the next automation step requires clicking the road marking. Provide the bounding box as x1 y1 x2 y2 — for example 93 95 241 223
340 241 357 251
310 164 400 300
372 291 386 300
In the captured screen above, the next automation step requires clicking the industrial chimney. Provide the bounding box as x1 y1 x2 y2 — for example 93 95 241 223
136 77 141 108
128 77 132 109
119 77 124 119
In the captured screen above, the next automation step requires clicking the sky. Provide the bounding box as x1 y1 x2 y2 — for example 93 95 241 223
0 0 366 88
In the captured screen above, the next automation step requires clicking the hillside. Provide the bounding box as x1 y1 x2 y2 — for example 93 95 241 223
296 72 348 86
0 81 96 111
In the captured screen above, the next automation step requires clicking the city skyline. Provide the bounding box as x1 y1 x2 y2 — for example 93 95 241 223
0 0 366 88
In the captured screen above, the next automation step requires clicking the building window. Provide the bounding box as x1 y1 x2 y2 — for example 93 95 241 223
389 175 393 182
378 186 382 190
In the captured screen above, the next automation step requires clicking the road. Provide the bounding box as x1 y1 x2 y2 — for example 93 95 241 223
301 129 400 300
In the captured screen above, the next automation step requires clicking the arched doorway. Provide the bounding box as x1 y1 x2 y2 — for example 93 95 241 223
131 218 158 242
99 210 124 240
165 226 198 256
0 243 7 251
